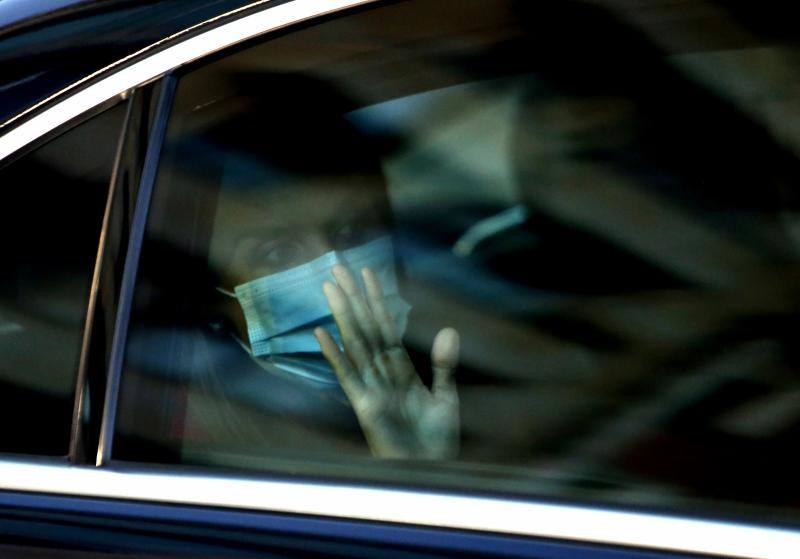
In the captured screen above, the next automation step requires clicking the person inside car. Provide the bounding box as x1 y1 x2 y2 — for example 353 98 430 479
200 75 461 460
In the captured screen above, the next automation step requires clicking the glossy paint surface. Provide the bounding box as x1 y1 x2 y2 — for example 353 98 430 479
0 0 89 29
0 489 705 559
0 0 260 124
1 1 800 557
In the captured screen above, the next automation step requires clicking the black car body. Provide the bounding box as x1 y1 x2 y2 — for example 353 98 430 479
1 1 800 558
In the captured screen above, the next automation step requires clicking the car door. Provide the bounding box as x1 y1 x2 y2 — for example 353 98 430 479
2 1 800 558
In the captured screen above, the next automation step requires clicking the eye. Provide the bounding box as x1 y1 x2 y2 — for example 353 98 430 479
251 239 303 268
331 222 374 249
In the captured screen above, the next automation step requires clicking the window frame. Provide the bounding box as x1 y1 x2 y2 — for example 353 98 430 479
0 93 132 458
94 74 177 467
68 83 166 466
0 1 798 558
67 94 136 465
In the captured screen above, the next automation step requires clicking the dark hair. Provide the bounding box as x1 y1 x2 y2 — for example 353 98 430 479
205 73 385 185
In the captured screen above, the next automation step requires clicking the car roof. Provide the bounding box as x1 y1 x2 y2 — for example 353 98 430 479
0 0 256 126
0 0 93 31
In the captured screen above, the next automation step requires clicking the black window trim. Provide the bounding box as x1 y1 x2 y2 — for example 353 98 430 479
95 74 177 467
67 91 136 464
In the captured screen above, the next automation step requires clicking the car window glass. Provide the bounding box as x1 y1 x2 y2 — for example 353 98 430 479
0 102 127 456
115 0 800 524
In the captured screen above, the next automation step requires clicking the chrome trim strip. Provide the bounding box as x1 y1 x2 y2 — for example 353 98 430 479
0 460 797 559
0 0 375 161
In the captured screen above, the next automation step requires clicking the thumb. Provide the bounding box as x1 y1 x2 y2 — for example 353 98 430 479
431 327 459 395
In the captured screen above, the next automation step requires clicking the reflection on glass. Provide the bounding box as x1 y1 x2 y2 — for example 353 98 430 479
117 0 800 524
0 103 125 455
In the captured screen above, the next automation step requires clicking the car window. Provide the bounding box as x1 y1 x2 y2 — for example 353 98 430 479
0 101 127 456
114 0 800 524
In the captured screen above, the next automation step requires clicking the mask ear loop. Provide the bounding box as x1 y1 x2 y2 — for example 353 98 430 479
216 286 236 297
214 285 253 353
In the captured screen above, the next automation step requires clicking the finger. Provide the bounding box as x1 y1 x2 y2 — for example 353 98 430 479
332 264 382 351
323 281 373 373
362 267 401 347
361 266 415 386
374 352 394 385
385 346 417 387
431 327 459 398
315 327 364 400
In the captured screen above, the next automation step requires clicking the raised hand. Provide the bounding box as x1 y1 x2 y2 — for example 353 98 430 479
314 264 460 459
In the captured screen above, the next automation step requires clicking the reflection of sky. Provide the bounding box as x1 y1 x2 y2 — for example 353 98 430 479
347 76 526 212
344 77 561 314
346 88 434 135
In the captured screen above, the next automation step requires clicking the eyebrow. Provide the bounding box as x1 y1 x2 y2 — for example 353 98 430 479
233 205 385 237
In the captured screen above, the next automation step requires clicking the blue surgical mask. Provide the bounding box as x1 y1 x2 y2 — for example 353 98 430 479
221 235 411 384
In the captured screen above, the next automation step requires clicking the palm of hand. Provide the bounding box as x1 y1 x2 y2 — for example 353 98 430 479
315 264 460 459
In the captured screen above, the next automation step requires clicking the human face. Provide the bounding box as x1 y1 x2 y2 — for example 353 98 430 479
208 173 392 290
